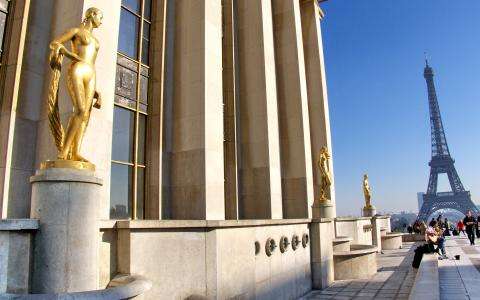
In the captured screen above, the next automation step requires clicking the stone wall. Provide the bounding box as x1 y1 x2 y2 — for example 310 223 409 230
105 220 312 299
0 219 38 293
335 217 373 245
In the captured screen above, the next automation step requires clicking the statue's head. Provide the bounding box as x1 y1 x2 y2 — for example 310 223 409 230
84 7 103 28
320 146 330 158
364 174 368 179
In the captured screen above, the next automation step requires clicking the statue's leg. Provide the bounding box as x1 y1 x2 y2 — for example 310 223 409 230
59 70 86 160
71 78 95 162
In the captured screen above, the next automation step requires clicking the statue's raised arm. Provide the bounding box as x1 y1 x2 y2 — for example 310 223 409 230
43 7 103 171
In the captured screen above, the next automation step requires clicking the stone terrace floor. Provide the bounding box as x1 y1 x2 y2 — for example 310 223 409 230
302 236 480 300
438 235 480 300
301 242 417 300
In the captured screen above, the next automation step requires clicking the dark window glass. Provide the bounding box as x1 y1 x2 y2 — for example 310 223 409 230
112 106 135 162
138 114 146 164
144 0 152 20
118 8 139 58
112 0 151 220
122 0 140 14
110 163 133 219
141 39 149 65
140 74 148 104
136 167 145 219
143 21 150 39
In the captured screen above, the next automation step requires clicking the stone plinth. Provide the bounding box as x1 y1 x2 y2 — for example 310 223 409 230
362 206 376 217
310 218 334 289
30 168 102 293
0 219 38 294
313 201 335 219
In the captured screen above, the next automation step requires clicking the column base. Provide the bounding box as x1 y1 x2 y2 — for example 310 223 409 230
30 168 102 293
362 206 377 217
313 201 335 219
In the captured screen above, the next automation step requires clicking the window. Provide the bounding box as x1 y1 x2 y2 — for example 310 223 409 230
0 0 10 66
110 0 152 219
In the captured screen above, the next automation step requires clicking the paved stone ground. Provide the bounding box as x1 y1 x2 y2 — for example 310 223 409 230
301 242 417 300
438 235 480 300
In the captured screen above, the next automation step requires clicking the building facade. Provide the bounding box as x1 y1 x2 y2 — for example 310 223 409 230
0 0 341 298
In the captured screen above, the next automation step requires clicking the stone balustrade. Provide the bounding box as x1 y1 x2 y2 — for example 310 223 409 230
0 219 38 294
1 274 152 299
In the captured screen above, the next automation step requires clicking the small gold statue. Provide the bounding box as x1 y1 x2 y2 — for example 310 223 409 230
318 146 332 202
363 174 372 208
42 7 103 171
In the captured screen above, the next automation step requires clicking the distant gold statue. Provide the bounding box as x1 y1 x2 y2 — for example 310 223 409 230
318 147 332 202
363 174 372 208
43 7 103 171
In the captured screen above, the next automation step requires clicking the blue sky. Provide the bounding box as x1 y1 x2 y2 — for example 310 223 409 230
320 1 480 215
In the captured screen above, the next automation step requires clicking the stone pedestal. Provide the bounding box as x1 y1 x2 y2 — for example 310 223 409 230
362 206 376 217
30 168 102 293
313 201 335 219
371 216 382 252
310 218 334 289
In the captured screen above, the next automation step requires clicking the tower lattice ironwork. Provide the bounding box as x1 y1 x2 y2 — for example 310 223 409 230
417 60 479 221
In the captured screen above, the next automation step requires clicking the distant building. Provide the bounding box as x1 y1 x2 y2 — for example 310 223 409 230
417 192 424 212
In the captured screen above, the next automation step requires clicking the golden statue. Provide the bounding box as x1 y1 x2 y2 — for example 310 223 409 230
363 174 372 208
42 7 103 171
318 146 332 202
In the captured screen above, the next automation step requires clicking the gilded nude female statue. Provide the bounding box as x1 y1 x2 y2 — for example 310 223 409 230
44 7 103 170
318 146 332 201
363 174 372 208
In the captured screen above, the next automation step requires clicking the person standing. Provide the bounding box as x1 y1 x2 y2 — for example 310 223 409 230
476 215 480 238
444 218 451 236
458 219 465 236
464 210 476 245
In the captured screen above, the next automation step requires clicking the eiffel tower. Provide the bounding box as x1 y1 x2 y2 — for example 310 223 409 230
417 59 479 221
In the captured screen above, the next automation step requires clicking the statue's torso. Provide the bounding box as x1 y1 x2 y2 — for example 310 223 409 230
71 29 99 66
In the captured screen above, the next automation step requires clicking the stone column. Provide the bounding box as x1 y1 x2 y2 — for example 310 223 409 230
222 0 240 220
169 0 225 220
30 168 102 293
0 0 34 218
272 0 314 219
145 0 168 219
310 218 334 289
300 0 336 218
236 0 283 219
371 216 382 252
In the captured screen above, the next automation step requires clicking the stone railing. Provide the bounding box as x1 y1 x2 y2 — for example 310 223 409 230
1 274 152 299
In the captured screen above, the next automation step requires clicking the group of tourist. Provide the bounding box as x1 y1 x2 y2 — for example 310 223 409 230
410 211 479 265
